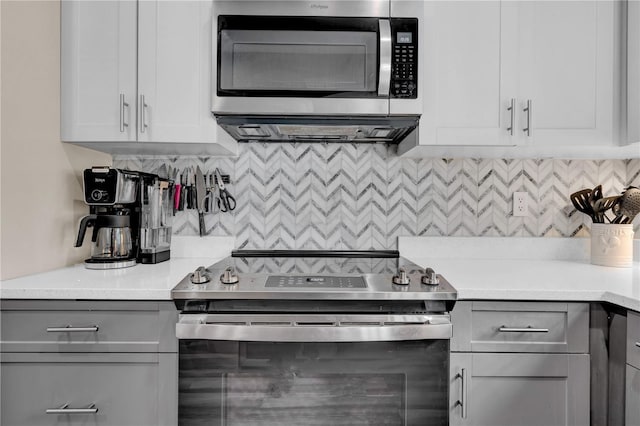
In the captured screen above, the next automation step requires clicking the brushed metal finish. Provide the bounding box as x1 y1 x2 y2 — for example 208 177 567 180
636 342 640 348
119 94 129 133
378 19 391 97
212 0 389 18
176 313 452 341
498 326 550 333
523 99 532 136
84 259 137 270
46 325 99 333
455 368 468 419
139 94 148 134
507 98 515 136
46 403 98 414
172 271 457 301
211 0 394 116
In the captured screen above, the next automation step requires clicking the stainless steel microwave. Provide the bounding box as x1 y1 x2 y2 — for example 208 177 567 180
211 0 423 137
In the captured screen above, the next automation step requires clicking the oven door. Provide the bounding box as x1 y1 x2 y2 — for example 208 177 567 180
177 314 451 426
212 1 392 115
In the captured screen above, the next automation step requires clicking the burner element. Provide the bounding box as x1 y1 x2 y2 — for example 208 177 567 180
392 268 410 285
220 267 239 285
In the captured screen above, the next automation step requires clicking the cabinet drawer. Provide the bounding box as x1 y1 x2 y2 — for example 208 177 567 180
0 300 177 353
451 301 589 353
628 310 640 369
0 352 177 426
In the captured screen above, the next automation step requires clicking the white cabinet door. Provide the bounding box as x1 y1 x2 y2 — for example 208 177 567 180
450 352 590 426
61 0 136 142
137 1 218 144
420 1 517 146
516 1 615 146
627 0 640 145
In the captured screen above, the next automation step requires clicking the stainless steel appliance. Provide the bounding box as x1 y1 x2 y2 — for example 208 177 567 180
172 250 456 426
75 167 173 268
212 0 423 144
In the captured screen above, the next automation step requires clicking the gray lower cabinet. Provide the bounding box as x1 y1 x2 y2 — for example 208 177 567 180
450 352 590 426
0 300 178 426
450 301 590 426
627 310 640 426
628 365 640 426
1 352 177 426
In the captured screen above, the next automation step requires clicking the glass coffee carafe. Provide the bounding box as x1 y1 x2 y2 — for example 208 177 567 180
75 214 135 269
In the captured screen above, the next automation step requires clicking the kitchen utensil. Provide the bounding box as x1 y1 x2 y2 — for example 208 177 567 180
613 187 640 224
173 169 181 212
588 185 603 221
214 168 236 213
195 166 209 236
593 196 620 223
569 188 595 222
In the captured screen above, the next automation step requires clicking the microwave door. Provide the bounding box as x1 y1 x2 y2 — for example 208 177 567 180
213 17 391 116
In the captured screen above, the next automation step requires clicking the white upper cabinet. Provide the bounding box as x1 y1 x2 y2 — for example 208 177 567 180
627 0 640 145
420 1 517 146
516 1 615 146
61 1 236 155
61 1 137 142
416 0 616 149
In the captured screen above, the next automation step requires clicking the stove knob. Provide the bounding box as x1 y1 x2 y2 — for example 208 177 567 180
392 268 410 285
190 266 210 285
220 267 239 285
421 268 439 286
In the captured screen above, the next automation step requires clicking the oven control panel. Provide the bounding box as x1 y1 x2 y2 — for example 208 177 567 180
266 276 367 289
390 18 418 99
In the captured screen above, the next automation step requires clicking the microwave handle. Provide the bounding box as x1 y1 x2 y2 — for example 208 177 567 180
378 19 392 97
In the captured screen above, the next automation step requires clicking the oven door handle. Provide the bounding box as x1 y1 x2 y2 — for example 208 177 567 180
176 316 452 342
378 19 392 97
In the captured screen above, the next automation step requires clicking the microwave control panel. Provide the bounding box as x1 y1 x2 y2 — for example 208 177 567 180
390 19 418 99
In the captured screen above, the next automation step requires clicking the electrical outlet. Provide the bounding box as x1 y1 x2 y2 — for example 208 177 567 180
513 192 528 217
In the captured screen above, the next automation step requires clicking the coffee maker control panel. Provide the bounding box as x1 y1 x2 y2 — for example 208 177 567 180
83 168 138 205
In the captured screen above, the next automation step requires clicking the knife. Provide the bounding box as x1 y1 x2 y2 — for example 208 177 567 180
195 166 207 236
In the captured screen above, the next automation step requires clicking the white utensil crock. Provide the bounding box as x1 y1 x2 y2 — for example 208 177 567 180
590 223 635 267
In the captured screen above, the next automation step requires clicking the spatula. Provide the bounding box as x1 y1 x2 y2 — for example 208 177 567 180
569 188 596 222
593 196 619 223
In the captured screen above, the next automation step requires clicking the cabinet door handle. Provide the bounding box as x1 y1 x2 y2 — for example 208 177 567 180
455 368 468 419
119 94 129 133
635 342 640 348
46 325 99 333
506 98 515 136
522 99 532 136
46 403 98 414
139 94 148 133
499 326 549 333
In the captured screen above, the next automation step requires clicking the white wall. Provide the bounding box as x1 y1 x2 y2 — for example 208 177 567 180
0 0 111 280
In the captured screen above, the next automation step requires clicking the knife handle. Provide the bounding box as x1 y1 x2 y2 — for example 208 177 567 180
174 184 181 211
198 212 206 236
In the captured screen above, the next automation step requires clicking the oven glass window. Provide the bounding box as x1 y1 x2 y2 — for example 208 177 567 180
179 340 448 426
219 30 377 95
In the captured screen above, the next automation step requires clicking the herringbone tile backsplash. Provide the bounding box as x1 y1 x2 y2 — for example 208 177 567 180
114 144 640 250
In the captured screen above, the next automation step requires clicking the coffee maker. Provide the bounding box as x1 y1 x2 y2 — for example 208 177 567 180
75 166 173 269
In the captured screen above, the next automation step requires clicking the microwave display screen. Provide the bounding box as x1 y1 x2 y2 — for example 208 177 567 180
397 32 413 44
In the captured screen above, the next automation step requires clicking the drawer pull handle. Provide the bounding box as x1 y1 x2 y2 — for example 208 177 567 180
455 369 468 419
636 342 640 348
46 403 98 414
499 326 549 333
46 325 99 333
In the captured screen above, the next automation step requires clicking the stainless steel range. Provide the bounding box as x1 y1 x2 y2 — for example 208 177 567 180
172 250 457 426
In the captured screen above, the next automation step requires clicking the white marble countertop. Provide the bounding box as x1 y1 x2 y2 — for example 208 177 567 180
2 236 640 313
400 236 640 312
0 236 233 301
